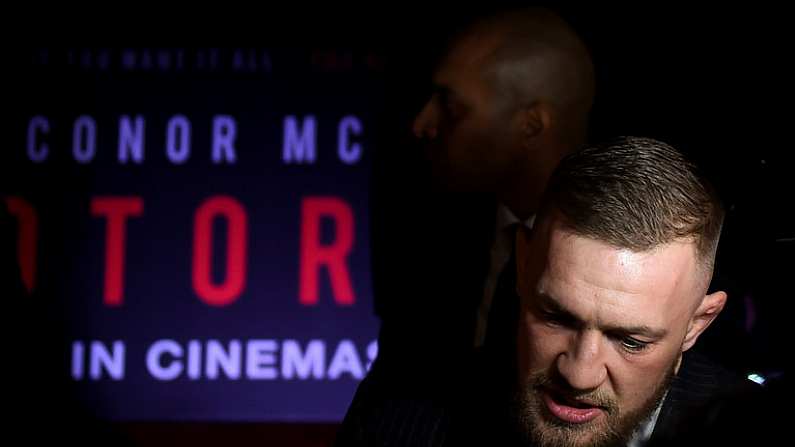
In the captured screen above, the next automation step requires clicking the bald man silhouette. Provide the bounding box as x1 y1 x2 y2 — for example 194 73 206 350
337 8 595 445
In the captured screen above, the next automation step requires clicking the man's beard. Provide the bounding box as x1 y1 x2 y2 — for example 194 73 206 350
511 363 675 447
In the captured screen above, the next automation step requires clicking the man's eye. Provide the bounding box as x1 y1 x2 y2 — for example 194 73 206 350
442 100 461 118
620 337 650 353
435 93 462 118
433 90 449 106
540 311 565 326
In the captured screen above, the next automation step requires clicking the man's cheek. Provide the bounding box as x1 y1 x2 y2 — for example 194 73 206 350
521 326 552 368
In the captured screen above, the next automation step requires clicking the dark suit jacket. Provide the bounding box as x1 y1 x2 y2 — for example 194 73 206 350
646 350 775 446
335 192 497 445
336 176 501 445
336 349 771 446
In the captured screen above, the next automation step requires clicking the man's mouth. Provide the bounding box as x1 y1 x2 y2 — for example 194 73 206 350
541 388 605 424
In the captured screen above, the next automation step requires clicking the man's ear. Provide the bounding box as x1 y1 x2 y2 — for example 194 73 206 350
515 103 549 148
681 291 728 352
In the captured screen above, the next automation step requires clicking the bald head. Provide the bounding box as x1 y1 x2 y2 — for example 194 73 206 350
412 8 595 216
455 8 595 148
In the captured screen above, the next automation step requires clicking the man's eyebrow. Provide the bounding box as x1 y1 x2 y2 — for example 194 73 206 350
603 323 668 339
535 292 668 339
535 292 583 327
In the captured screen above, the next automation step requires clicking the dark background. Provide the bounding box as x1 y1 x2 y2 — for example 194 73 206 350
3 3 791 445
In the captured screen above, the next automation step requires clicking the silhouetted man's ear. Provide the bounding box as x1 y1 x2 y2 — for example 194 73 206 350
682 290 728 352
516 103 549 148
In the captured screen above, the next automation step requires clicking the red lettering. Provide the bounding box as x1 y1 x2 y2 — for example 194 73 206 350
4 197 38 293
192 196 248 306
91 196 144 306
299 196 355 306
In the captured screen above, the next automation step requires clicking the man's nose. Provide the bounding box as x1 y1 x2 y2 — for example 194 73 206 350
555 330 608 392
412 99 438 140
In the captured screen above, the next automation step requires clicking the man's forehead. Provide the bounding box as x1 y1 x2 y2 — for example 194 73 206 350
528 227 702 337
436 31 503 78
533 221 702 303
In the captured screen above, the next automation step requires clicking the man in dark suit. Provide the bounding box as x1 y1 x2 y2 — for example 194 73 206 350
340 129 774 445
450 136 767 446
336 8 595 445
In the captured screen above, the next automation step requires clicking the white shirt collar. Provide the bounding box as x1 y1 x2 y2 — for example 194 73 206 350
496 204 535 233
627 395 666 447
